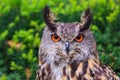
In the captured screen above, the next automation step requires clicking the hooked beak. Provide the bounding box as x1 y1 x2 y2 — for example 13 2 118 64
65 42 70 54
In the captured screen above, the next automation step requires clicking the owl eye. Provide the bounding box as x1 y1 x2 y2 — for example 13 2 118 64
51 34 61 42
75 34 84 42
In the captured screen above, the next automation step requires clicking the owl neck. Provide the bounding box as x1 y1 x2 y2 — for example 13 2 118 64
38 50 100 80
39 57 100 80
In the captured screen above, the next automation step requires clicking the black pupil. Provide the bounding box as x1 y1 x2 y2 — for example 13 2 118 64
77 35 81 39
54 35 59 39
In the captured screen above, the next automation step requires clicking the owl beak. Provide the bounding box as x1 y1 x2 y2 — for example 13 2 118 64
65 42 70 54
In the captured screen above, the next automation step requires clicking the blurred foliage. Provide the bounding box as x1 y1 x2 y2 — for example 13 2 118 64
0 0 120 79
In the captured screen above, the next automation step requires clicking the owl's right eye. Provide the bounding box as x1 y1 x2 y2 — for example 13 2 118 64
51 34 61 42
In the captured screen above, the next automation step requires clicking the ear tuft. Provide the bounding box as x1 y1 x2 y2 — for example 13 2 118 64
80 8 93 31
43 6 56 31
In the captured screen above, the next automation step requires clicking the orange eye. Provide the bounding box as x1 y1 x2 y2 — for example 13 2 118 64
75 34 84 42
51 34 61 42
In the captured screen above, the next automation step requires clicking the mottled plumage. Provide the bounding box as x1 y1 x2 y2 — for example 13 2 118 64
36 6 120 80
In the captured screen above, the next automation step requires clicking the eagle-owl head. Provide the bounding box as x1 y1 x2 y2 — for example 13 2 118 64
39 6 97 66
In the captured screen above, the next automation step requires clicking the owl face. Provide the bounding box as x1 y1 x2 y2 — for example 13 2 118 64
39 6 96 65
40 23 96 64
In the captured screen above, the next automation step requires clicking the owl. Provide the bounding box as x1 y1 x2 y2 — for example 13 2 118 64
36 6 120 80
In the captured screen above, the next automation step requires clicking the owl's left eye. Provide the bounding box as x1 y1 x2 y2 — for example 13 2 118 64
74 34 84 42
51 34 61 42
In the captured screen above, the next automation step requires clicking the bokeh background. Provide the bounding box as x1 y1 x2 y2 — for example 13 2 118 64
0 0 120 80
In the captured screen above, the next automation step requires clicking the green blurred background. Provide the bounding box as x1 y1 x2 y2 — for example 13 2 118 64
0 0 120 80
